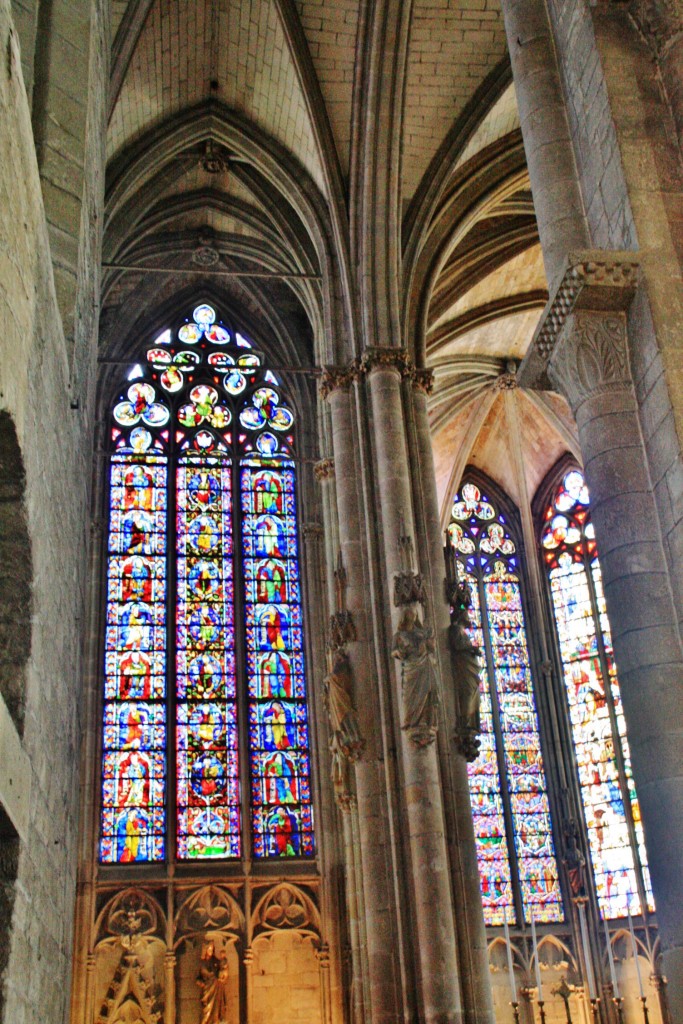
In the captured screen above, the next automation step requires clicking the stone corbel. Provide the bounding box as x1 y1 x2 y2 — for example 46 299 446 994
313 457 335 481
519 251 641 393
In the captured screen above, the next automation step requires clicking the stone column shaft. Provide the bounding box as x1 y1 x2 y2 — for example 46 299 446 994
549 308 683 1019
366 362 462 1024
499 0 590 293
408 381 495 1024
327 383 402 1024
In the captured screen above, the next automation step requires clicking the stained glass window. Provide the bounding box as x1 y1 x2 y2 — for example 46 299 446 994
100 303 314 863
449 481 563 924
541 468 653 918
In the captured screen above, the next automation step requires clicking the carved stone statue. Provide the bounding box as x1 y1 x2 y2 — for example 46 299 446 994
324 650 364 761
329 736 354 810
196 940 230 1024
391 604 440 747
448 580 482 761
562 819 587 898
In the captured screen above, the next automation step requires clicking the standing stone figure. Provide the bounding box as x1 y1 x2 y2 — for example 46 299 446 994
391 604 440 747
196 940 230 1024
324 649 364 807
324 649 364 760
563 819 587 898
448 579 482 761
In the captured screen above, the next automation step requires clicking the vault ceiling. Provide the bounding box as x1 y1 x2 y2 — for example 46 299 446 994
105 0 578 502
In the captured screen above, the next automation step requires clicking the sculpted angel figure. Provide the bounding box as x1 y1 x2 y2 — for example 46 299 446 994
391 604 439 747
197 940 231 1024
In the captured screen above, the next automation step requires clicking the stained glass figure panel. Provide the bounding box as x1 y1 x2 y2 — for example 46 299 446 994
241 459 314 857
100 454 168 863
484 567 562 922
543 468 653 918
176 458 241 859
464 574 515 924
451 482 563 924
102 304 316 867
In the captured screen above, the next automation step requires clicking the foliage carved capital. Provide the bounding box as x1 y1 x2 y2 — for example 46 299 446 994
319 365 357 399
408 366 435 394
359 346 411 377
520 251 640 389
548 311 630 412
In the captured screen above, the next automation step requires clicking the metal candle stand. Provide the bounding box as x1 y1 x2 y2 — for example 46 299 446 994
589 997 600 1023
611 996 625 1023
509 1001 521 1024
639 995 651 1023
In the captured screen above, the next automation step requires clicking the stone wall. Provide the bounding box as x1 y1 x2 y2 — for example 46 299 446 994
0 0 106 1020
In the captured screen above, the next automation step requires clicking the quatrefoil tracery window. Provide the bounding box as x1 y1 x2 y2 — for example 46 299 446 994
100 304 314 864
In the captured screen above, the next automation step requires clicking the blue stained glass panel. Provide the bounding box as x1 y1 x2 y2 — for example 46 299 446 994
464 574 515 925
176 458 241 859
484 570 563 922
100 453 168 863
241 460 314 857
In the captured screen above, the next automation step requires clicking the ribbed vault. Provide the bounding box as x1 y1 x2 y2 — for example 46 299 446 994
104 0 579 522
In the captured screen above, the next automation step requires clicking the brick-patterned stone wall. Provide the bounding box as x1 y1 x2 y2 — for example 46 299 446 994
546 0 637 250
295 0 359 177
402 0 508 200
9 0 38 101
251 932 322 1024
0 0 106 1021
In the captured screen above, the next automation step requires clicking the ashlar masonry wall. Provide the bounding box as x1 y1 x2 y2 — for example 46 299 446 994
0 0 107 1021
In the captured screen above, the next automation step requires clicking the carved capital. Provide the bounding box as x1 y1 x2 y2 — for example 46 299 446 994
548 311 630 411
319 365 356 399
313 457 335 481
521 251 640 388
359 346 411 377
409 367 435 394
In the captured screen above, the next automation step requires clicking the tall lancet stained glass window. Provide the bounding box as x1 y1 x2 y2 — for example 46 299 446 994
449 482 563 925
541 468 653 918
100 303 314 863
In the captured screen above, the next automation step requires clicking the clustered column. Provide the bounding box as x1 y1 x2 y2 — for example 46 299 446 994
364 350 462 1024
320 352 486 1024
323 371 403 1024
407 373 495 1024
